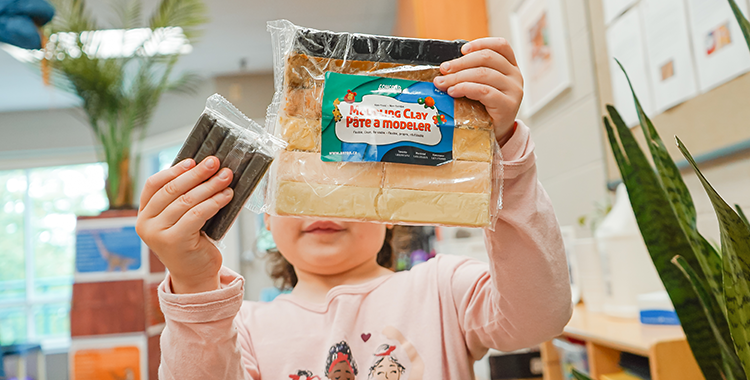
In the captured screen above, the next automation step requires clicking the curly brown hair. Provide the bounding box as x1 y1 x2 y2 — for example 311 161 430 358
265 228 393 290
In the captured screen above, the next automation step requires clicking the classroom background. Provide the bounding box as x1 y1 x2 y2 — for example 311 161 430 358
1 0 749 379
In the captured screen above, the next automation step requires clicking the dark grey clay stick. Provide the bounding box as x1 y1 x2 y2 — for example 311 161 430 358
213 130 239 164
172 113 215 166
202 152 273 240
193 123 229 165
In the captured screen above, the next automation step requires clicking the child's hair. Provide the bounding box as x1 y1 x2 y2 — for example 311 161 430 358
325 341 358 377
266 228 393 290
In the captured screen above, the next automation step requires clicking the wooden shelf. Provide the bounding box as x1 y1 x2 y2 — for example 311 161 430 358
541 304 703 380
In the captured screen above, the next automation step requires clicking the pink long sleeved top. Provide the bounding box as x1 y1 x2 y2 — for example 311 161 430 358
157 122 573 380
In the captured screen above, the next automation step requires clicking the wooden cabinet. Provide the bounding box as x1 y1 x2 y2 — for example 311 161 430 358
541 304 703 380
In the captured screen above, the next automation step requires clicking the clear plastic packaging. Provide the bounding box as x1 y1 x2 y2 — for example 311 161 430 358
172 94 287 240
265 20 503 228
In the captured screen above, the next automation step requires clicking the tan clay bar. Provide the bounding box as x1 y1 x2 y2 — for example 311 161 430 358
273 151 491 227
273 51 497 227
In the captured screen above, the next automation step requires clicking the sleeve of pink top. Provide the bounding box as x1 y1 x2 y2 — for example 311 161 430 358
448 121 573 358
157 267 258 380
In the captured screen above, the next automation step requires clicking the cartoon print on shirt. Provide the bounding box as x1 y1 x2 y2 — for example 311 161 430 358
289 369 320 380
325 341 358 380
368 344 406 379
378 326 424 380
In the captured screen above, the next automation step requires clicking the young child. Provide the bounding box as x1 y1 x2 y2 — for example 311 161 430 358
136 37 573 379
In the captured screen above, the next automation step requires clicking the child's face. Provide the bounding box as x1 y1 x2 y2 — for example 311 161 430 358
372 358 401 379
266 215 387 276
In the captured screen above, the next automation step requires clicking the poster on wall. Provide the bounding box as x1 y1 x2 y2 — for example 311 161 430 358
686 0 750 92
69 335 147 380
510 0 572 117
602 0 638 24
641 0 699 113
606 5 656 127
75 216 148 282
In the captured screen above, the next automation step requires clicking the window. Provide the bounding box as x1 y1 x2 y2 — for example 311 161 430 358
0 163 107 349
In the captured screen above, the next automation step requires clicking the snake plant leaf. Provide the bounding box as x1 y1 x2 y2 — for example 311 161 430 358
673 255 744 375
604 105 724 380
615 59 727 318
677 137 750 379
572 369 593 380
736 205 750 228
728 0 750 51
615 60 696 234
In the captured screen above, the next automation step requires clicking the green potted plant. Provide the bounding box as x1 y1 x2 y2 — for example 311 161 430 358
43 0 208 210
572 1 750 379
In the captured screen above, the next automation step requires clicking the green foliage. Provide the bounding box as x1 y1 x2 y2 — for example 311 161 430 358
729 0 750 51
570 2 750 379
678 138 750 379
571 369 593 380
43 0 207 209
603 93 732 379
601 42 750 380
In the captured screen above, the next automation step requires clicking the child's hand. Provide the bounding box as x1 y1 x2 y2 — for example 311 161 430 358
433 37 524 147
135 157 234 294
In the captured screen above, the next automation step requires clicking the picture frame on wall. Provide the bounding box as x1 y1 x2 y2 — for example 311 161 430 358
511 0 572 117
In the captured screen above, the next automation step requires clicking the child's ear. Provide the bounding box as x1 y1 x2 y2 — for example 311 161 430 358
385 223 394 230
264 213 271 231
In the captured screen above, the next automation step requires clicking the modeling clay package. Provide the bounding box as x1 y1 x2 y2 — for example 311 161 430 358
173 94 286 240
265 20 503 228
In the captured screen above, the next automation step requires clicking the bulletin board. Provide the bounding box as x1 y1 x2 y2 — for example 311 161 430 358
586 0 750 180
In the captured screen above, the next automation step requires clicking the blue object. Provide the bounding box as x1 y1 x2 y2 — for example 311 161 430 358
0 0 55 49
259 287 291 302
640 309 680 325
0 343 42 379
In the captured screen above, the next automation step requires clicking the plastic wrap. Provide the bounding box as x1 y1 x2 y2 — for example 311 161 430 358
266 20 503 228
173 94 286 240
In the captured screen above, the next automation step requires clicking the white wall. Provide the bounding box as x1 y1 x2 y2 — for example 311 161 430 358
487 0 609 237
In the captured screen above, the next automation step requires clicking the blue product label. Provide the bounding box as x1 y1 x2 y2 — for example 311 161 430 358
321 72 455 166
640 310 681 325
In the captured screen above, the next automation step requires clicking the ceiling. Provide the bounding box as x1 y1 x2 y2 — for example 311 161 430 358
0 0 398 113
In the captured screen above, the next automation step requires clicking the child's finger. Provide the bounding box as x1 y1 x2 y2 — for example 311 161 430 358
446 82 516 115
171 188 234 234
157 168 234 227
462 37 518 67
139 158 195 212
141 156 221 219
439 49 516 78
435 67 512 95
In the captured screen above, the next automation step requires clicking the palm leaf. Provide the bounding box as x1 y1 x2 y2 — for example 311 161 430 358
47 0 98 34
42 0 206 208
165 71 203 94
111 0 143 30
677 137 750 379
148 0 208 41
728 0 750 51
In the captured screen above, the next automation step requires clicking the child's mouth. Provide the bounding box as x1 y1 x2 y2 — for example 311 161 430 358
303 221 345 234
